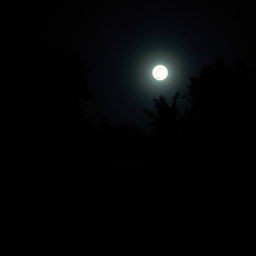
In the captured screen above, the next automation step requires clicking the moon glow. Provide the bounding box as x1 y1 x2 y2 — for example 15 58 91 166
152 65 168 81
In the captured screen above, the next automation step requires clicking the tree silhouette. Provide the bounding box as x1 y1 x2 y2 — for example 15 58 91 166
141 58 251 162
186 58 248 145
3 45 93 163
143 93 179 140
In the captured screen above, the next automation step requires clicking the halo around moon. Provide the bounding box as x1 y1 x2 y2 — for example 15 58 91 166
152 65 168 81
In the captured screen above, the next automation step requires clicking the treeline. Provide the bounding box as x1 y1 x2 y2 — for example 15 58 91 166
2 45 252 165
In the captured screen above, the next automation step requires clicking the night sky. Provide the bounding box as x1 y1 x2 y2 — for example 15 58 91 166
8 1 248 128
82 1 245 127
2 1 252 255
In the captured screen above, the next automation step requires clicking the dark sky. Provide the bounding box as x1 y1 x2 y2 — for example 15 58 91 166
2 4 252 252
79 1 245 127
8 1 249 128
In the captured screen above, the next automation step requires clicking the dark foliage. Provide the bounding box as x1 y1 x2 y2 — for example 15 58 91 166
2 44 93 165
141 59 250 165
143 93 179 138
2 47 249 255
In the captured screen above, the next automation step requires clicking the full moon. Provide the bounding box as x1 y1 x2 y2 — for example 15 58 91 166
152 65 168 81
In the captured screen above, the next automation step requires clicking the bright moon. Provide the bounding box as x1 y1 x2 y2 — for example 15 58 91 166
152 65 168 81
